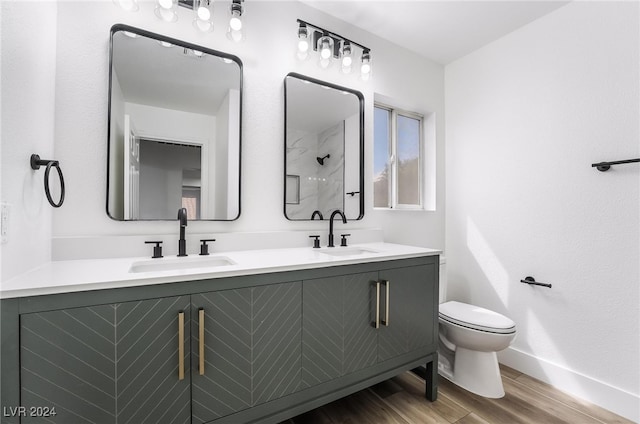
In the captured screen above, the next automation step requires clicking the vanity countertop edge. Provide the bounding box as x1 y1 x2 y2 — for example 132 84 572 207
1 242 441 299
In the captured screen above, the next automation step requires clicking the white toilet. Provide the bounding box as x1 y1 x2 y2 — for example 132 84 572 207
438 260 517 398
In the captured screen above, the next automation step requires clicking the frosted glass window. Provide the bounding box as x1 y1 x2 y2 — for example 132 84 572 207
373 105 423 209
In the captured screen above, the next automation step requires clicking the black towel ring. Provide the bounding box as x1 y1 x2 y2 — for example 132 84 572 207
30 154 65 208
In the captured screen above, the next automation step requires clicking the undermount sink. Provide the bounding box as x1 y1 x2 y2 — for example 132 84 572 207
129 256 235 273
319 247 379 257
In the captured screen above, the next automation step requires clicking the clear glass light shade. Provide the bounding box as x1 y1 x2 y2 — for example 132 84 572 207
319 36 333 60
193 0 214 32
226 2 244 42
114 0 139 12
155 0 178 22
341 42 353 73
361 50 372 80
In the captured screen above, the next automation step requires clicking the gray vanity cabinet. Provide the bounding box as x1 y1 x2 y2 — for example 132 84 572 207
191 282 302 424
3 255 438 424
20 296 191 424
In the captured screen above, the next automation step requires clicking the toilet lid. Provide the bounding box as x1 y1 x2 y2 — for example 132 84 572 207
439 301 516 334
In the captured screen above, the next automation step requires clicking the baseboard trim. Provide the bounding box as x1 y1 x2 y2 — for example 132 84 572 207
498 347 639 423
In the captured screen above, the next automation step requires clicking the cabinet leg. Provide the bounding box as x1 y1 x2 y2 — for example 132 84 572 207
425 353 438 401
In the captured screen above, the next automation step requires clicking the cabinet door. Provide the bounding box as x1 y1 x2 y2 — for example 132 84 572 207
21 305 117 424
252 282 302 405
115 296 191 424
191 289 253 424
302 272 378 389
20 296 190 424
191 282 302 423
377 264 436 362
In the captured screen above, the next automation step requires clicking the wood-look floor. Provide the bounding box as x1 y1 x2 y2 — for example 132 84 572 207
283 365 633 424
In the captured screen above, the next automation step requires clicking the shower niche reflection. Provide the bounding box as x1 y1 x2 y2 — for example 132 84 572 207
284 73 364 220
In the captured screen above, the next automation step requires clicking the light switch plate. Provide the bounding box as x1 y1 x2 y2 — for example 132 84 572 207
1 202 10 244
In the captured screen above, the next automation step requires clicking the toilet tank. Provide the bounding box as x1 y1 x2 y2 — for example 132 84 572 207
439 256 447 304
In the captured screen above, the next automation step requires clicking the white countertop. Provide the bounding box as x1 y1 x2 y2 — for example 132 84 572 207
1 243 441 299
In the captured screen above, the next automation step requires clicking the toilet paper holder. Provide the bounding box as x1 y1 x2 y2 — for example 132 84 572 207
520 276 552 288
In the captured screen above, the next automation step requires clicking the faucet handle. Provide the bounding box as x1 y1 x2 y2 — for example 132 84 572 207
340 234 351 247
309 235 321 249
199 239 216 256
145 241 163 258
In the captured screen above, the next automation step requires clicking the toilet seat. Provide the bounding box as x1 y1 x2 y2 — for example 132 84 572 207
440 301 516 335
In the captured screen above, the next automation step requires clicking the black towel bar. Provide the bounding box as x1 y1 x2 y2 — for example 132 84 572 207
30 154 65 208
520 276 552 288
591 158 640 172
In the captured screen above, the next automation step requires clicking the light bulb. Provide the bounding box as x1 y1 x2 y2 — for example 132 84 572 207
158 0 172 9
320 41 331 60
298 39 309 53
193 50 204 57
361 63 371 74
341 41 352 68
230 12 242 31
197 6 210 21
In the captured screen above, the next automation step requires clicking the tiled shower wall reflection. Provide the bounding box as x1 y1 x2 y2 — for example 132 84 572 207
286 122 344 219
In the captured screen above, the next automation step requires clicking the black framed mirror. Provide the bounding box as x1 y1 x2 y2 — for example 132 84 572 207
284 73 364 221
107 24 242 221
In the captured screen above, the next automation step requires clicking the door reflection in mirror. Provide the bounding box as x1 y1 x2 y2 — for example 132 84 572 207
107 24 242 221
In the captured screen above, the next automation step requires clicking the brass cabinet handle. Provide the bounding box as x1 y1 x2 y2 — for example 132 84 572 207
199 308 205 375
178 311 185 381
371 281 381 329
381 280 390 326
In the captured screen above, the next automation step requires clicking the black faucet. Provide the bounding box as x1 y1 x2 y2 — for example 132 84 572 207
328 210 347 247
311 210 324 220
177 207 188 257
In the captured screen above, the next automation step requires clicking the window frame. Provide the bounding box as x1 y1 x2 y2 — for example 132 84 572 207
374 103 424 210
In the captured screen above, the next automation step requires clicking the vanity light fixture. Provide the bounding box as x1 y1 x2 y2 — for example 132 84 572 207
226 0 245 42
115 0 248 38
295 19 372 80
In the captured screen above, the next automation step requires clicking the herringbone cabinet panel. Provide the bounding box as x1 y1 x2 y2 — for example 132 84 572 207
191 282 302 423
21 296 191 424
191 289 252 424
21 305 117 424
302 272 378 388
115 296 191 424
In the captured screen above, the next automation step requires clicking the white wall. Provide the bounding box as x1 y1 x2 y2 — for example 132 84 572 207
40 1 444 249
0 1 58 282
445 2 639 421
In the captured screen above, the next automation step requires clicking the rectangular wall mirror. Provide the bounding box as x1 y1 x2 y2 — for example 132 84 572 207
107 24 242 221
284 73 364 221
